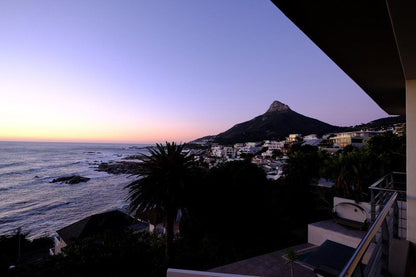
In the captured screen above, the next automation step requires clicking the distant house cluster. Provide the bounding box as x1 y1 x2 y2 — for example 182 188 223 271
187 123 405 181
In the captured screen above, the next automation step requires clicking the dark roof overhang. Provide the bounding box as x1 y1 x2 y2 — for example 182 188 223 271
270 1 416 115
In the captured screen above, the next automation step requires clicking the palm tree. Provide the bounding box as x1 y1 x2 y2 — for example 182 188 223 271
284 247 299 277
329 149 369 201
125 142 194 263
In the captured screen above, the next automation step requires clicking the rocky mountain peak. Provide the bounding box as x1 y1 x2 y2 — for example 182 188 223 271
266 101 291 113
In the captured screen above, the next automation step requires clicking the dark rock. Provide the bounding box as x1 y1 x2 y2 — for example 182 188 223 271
122 155 143 160
266 100 291 113
51 175 90 184
96 161 140 175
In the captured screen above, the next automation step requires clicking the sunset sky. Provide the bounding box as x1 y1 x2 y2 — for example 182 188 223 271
0 0 389 143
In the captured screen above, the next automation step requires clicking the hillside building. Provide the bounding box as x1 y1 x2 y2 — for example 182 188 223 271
330 131 385 148
286 134 302 143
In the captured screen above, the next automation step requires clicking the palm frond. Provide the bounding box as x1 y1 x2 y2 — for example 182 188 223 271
125 142 194 217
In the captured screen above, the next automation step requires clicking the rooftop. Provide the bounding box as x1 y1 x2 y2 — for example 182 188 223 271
57 210 144 242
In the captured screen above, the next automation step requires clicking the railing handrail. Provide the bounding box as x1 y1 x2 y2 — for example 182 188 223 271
391 171 406 176
369 186 406 194
339 191 398 277
368 174 390 189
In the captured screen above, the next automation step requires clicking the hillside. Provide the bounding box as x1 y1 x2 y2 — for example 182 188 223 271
213 101 341 144
351 115 405 130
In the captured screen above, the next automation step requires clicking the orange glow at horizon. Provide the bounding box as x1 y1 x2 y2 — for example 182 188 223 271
0 62 214 144
0 121 207 144
0 106 210 143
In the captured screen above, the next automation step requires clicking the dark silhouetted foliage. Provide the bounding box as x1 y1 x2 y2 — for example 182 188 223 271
14 231 166 277
125 142 196 263
175 159 330 269
0 232 52 277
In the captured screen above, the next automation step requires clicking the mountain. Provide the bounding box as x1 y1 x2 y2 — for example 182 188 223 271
351 115 405 130
213 101 341 144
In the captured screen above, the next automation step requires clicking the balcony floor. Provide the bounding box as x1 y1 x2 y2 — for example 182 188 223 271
209 243 317 277
308 219 367 248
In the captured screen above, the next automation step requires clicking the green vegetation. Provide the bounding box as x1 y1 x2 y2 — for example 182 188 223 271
238 152 254 161
283 145 332 227
12 231 166 277
178 160 273 268
284 247 299 277
175 158 331 269
0 231 52 277
125 142 197 263
324 133 406 201
284 132 405 202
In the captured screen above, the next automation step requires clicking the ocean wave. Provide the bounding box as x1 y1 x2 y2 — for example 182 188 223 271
36 160 84 170
0 167 42 178
42 201 72 212
1 199 38 210
0 161 25 170
0 162 88 181
0 201 72 224
0 214 26 224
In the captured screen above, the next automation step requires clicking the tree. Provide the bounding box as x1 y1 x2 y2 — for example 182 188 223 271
363 132 406 174
282 145 331 228
283 145 322 185
178 161 275 268
14 231 166 277
125 142 195 263
0 232 52 277
322 133 406 201
272 149 282 158
328 149 369 201
284 247 299 277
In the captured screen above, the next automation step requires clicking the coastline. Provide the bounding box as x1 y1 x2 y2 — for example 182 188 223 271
0 141 146 239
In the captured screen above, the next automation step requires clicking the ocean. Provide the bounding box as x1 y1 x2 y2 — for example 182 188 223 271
0 141 149 239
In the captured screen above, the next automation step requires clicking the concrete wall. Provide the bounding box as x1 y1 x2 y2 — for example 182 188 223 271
406 79 416 243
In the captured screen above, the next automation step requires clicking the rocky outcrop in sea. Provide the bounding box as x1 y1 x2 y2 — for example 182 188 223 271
96 161 140 175
50 175 90 184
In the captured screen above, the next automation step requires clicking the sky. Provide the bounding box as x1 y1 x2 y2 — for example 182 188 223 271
0 0 389 144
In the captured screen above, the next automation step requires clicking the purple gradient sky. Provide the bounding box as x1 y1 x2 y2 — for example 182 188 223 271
0 0 389 143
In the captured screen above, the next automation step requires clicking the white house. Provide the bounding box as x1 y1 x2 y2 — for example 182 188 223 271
330 130 385 148
304 134 319 141
286 134 302 143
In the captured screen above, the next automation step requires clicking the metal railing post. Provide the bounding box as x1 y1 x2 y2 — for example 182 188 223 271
393 201 399 238
381 220 390 276
371 189 376 223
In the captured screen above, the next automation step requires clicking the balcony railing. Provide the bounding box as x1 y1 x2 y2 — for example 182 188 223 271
370 172 407 238
339 172 406 277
